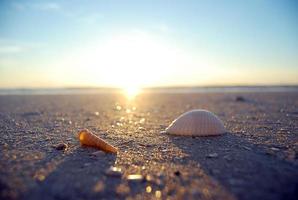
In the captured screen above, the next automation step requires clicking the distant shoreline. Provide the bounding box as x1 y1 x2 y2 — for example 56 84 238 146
0 85 298 95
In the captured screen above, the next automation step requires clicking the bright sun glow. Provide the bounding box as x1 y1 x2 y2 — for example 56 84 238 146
96 33 177 89
123 86 141 100
53 31 213 90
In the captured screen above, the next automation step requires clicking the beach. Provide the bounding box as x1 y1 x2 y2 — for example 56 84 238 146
0 91 297 200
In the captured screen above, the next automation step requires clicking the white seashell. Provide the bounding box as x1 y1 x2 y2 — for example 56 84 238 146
165 109 226 136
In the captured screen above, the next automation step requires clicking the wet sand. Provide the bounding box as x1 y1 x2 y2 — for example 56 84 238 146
0 92 297 200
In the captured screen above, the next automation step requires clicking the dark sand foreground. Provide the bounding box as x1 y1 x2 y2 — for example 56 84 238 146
0 92 297 200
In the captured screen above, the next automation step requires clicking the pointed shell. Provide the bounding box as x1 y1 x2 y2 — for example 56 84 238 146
165 109 226 136
78 129 118 153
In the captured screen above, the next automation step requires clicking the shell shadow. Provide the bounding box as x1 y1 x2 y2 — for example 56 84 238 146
21 147 118 200
168 133 298 200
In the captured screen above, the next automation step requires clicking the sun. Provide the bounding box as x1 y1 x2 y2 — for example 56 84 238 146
123 86 141 100
57 31 185 91
94 32 173 98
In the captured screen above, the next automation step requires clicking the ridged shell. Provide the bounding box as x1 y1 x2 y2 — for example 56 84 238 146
165 109 226 136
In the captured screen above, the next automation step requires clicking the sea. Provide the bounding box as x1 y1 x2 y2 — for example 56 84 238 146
0 86 298 95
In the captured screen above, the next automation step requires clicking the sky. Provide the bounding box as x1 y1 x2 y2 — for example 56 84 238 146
0 0 297 89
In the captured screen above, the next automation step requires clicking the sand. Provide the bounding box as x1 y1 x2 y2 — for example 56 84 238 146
0 92 297 200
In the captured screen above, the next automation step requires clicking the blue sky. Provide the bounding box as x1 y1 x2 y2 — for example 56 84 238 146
0 0 297 88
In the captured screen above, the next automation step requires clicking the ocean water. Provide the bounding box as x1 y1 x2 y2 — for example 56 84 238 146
0 86 298 95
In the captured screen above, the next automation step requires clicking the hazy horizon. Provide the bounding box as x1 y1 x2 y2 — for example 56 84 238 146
1 84 298 90
1 0 297 90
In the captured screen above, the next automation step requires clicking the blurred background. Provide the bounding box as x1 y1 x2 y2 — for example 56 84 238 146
0 0 297 93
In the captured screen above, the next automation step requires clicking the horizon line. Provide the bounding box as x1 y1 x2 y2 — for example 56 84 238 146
1 84 298 90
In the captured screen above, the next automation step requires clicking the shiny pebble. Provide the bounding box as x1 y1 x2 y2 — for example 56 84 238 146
146 186 152 193
206 153 218 158
127 174 143 181
105 166 122 177
155 190 162 198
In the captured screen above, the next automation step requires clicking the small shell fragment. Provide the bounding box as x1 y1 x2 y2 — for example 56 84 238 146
165 109 226 136
78 129 118 153
105 166 122 177
206 153 218 158
126 174 144 181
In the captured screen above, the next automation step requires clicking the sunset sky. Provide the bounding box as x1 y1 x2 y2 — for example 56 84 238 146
0 0 297 89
